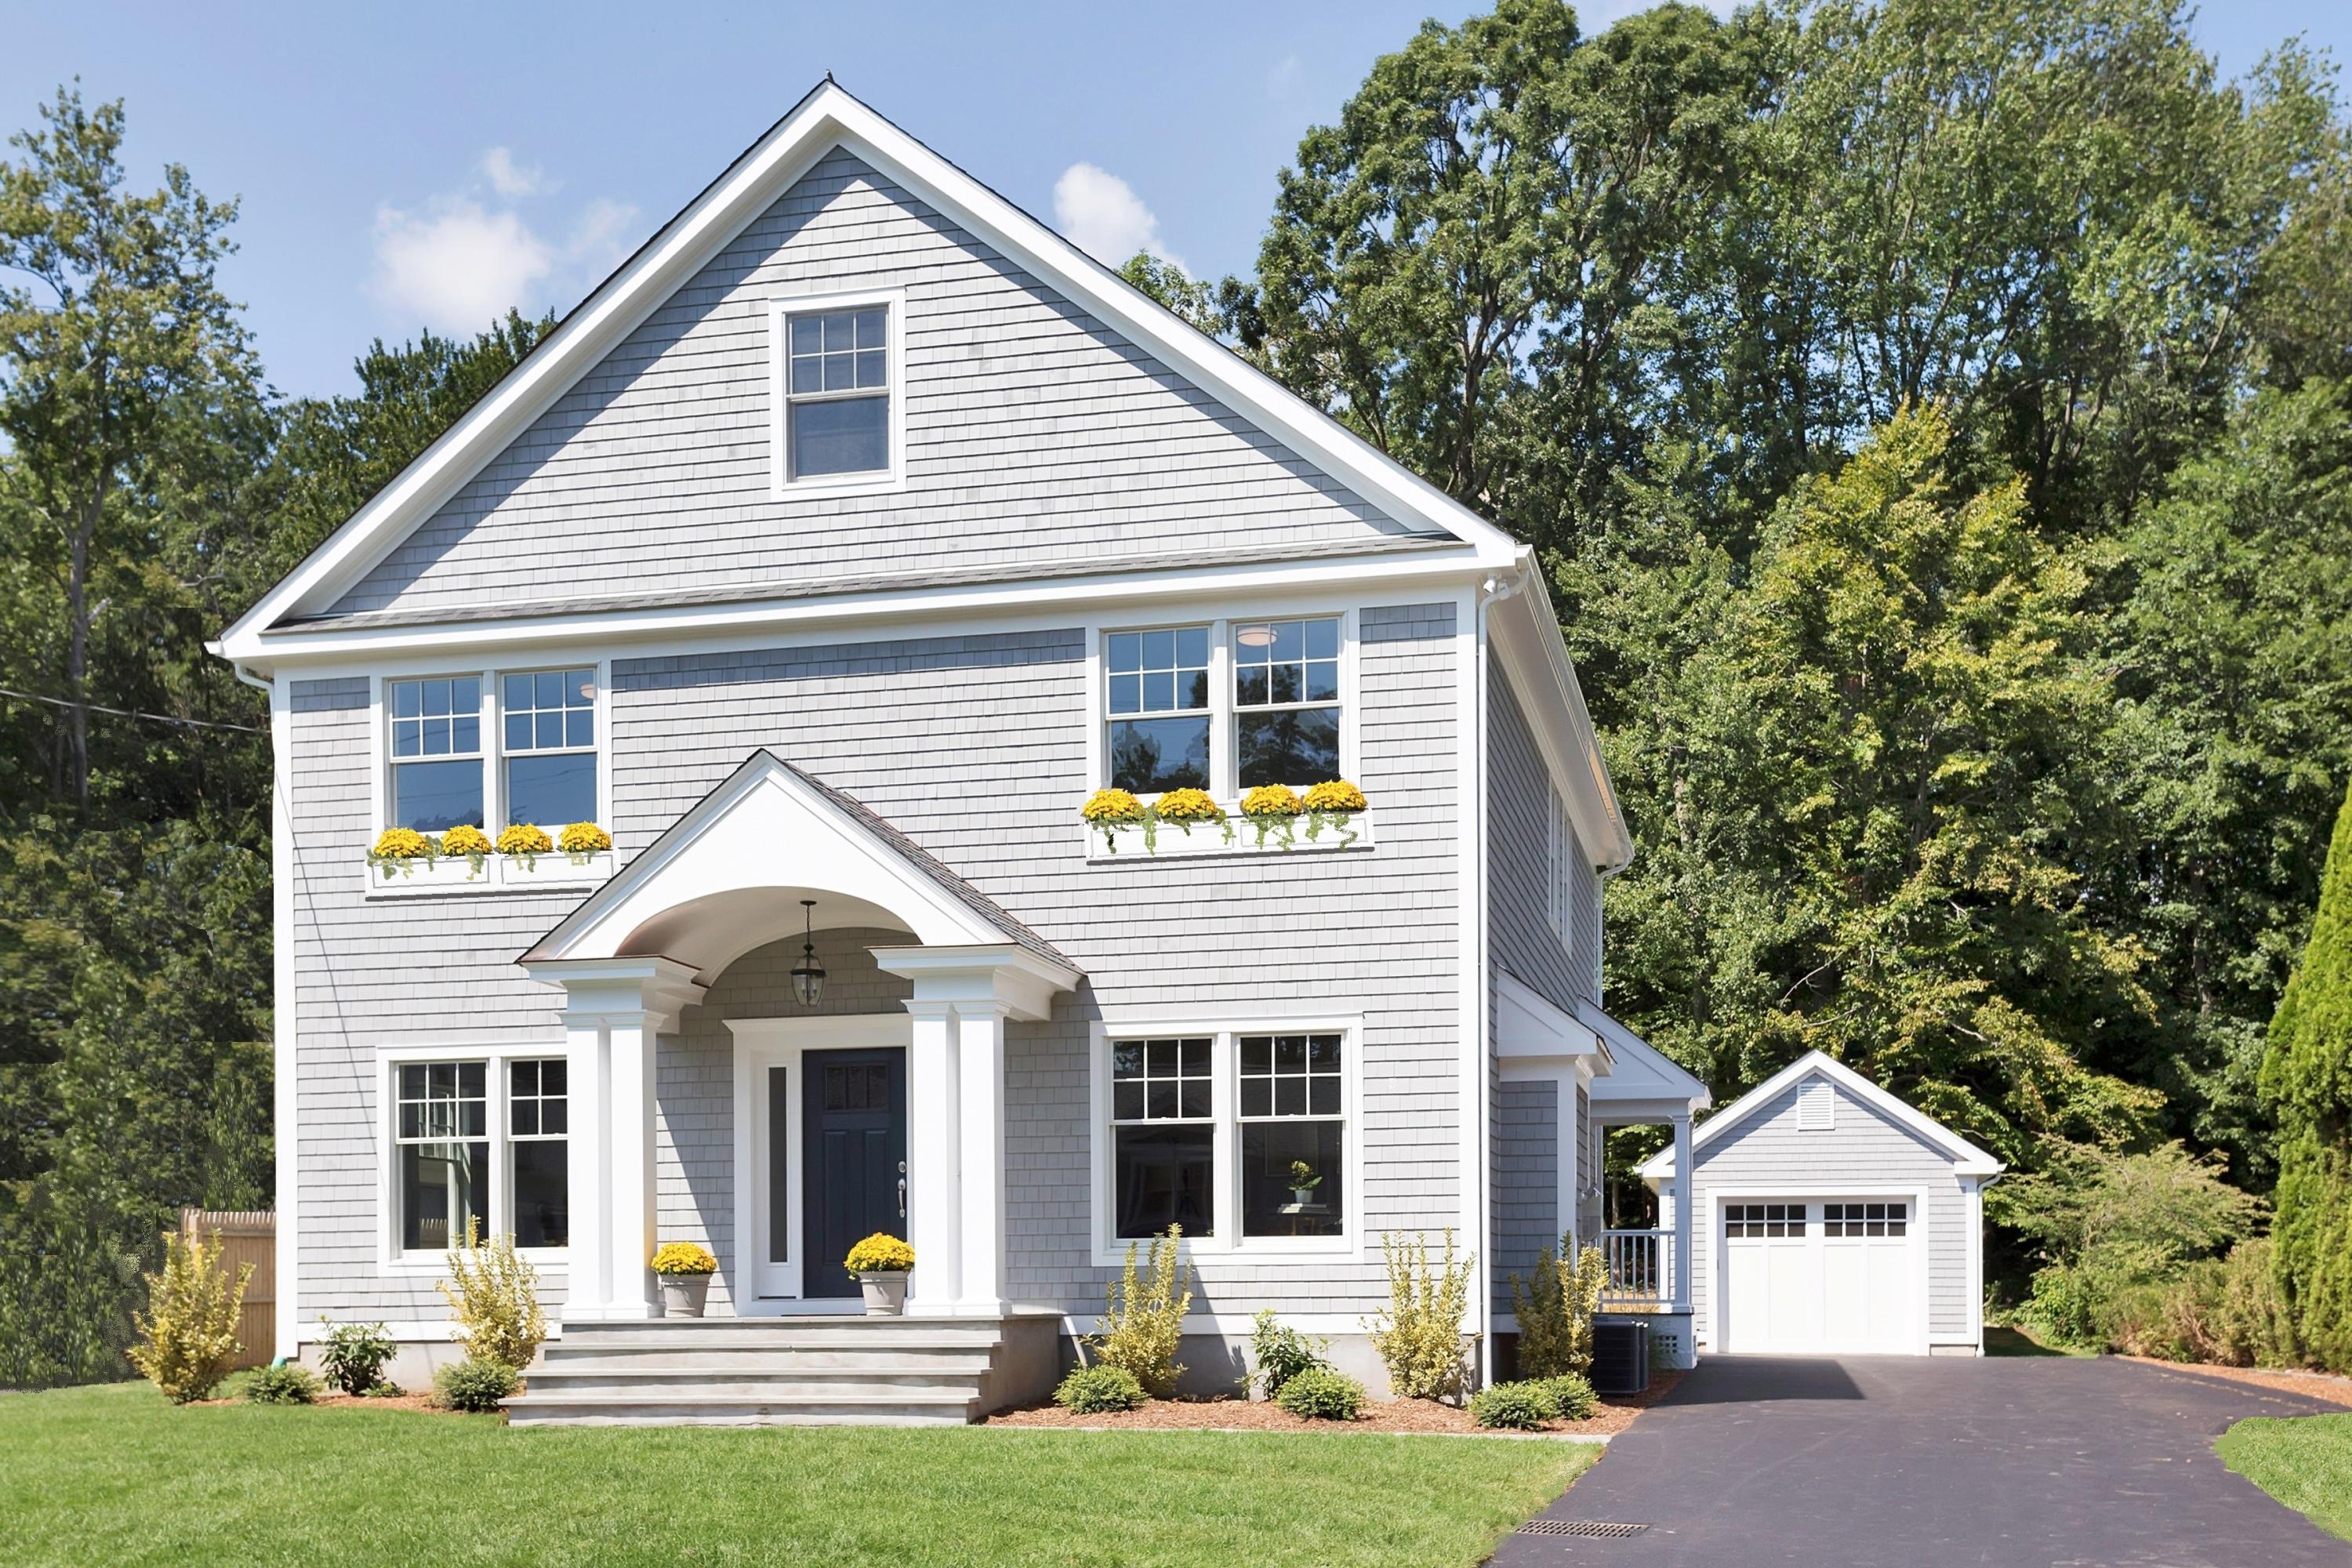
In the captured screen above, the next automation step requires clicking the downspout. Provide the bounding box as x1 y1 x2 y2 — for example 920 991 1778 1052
1472 568 1528 1388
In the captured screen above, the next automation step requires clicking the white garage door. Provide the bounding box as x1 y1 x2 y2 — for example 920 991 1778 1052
1720 1200 1921 1355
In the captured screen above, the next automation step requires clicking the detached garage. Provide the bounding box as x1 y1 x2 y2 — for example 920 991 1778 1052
1638 1051 2003 1357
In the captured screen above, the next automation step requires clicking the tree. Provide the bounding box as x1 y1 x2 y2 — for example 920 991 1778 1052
0 87 259 807
1116 252 1225 339
2261 778 2352 1370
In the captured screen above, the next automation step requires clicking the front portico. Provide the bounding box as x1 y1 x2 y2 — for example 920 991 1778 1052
517 751 1079 1324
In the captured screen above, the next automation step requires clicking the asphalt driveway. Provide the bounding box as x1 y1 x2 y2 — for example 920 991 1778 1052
1491 1355 2347 1567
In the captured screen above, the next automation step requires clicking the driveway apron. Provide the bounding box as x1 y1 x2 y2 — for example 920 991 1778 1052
1490 1355 2346 1567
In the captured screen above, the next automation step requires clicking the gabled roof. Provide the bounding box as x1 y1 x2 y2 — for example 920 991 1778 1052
1639 1050 2003 1179
520 750 1076 979
217 79 1518 658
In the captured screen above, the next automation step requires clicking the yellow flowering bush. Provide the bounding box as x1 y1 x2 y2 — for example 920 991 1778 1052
1303 780 1367 814
558 822 612 857
844 1232 916 1276
367 827 434 879
652 1241 718 1276
496 823 554 857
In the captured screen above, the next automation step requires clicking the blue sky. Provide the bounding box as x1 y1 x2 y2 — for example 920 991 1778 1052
9 1 2345 399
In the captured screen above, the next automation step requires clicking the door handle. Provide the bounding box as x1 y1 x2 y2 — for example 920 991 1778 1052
898 1160 908 1219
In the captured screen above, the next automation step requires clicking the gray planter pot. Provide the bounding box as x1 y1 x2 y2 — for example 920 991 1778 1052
857 1270 909 1316
659 1272 713 1318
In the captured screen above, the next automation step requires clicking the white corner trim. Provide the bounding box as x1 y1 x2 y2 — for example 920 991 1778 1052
269 677 298 1361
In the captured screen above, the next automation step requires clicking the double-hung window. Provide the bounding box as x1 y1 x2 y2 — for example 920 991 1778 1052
1102 1024 1353 1253
383 667 602 837
389 1053 568 1262
1098 614 1350 800
389 677 483 832
1109 1037 1214 1239
772 293 901 489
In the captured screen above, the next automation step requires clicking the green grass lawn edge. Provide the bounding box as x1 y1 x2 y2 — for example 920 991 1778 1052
1 1380 1597 1568
2216 1412 2352 1543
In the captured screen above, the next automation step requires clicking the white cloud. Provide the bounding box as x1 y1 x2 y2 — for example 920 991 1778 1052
367 154 641 334
1053 162 1181 270
369 198 554 332
1267 53 1304 101
480 146 550 198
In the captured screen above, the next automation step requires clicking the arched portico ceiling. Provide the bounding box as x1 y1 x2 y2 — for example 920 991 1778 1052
517 750 1077 988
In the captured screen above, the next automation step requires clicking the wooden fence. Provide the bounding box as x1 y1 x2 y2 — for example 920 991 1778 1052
180 1208 275 1369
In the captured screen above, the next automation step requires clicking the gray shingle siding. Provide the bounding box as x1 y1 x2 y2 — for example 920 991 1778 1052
1486 669 1582 1013
1686 1080 1976 1343
328 148 1423 622
1492 1080 1558 1317
285 603 1464 1324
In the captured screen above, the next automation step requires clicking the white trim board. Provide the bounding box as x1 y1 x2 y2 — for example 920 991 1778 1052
1640 1050 2002 1179
216 80 1516 657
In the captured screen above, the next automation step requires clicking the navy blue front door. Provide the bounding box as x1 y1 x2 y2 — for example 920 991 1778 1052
802 1047 907 1298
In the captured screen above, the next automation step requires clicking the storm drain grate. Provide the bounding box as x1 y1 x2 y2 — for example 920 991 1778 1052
1516 1520 1651 1539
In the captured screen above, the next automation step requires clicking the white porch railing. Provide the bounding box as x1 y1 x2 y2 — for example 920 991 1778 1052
1599 1228 1674 1308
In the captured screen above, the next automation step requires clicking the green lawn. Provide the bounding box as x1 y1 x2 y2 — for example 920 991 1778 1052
2217 1412 2352 1543
0 1381 1595 1567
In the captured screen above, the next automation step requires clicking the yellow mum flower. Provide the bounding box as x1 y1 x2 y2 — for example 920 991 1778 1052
497 823 554 856
558 822 612 855
370 827 432 860
1154 787 1223 823
439 824 493 857
651 1241 717 1275
843 1232 916 1275
1080 788 1147 826
1241 784 1305 817
1303 780 1367 813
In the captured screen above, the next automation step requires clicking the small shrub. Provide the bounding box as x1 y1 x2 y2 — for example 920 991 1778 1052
1086 1225 1192 1397
317 1319 397 1396
1054 1363 1147 1414
1273 1367 1364 1421
1367 1229 1475 1401
2020 1263 2101 1347
1470 1381 1553 1430
1532 1373 1599 1421
1243 1308 1330 1398
362 1381 404 1399
128 1229 253 1403
245 1363 321 1405
433 1356 518 1413
1511 1235 1605 1379
437 1218 546 1371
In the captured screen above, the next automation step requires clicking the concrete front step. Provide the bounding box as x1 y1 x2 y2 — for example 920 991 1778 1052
554 1323 1006 1352
524 1366 989 1400
506 1390 981 1428
536 1347 999 1374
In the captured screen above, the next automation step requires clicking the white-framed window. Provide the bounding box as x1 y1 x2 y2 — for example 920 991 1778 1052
1096 612 1356 800
1725 1202 1806 1239
379 663 607 836
380 1047 569 1269
768 289 906 495
1823 1201 1906 1238
1093 1019 1359 1258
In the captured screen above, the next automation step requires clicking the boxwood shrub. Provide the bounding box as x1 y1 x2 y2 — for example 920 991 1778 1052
245 1363 321 1405
1534 1373 1599 1421
1272 1367 1365 1421
432 1356 519 1413
1470 1380 1553 1430
1054 1363 1148 1414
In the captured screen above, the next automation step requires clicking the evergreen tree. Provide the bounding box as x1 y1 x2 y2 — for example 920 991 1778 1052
2260 779 2352 1370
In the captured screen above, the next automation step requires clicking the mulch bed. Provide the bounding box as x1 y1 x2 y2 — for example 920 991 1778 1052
985 1372 1680 1438
2121 1356 2352 1409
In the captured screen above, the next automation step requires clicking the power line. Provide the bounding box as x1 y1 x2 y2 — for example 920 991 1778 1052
0 684 267 735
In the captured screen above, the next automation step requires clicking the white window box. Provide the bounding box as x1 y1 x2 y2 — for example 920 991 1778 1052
1084 812 1374 863
361 851 616 898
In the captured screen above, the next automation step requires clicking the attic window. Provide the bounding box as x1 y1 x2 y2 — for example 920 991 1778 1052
1797 1081 1835 1132
771 290 903 492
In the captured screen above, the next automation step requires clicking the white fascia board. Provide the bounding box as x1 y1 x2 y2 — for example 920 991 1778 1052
1639 1050 2005 1178
220 544 1489 675
218 81 1516 659
1486 561 1635 870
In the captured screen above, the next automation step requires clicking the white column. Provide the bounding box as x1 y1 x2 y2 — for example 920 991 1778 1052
1671 1114 1694 1312
605 1010 660 1319
905 1002 963 1314
956 1004 1010 1314
564 1015 614 1317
